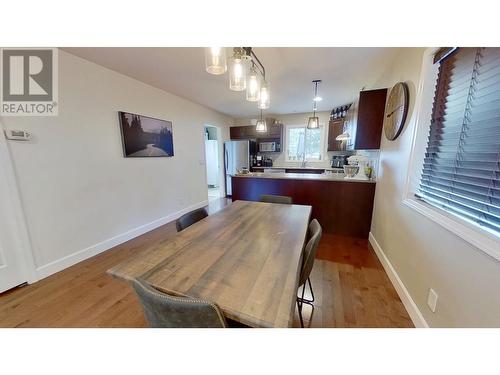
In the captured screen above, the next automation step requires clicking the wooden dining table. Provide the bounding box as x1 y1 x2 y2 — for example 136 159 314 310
108 200 312 328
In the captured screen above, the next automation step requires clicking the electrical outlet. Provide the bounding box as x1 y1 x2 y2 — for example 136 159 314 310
427 288 438 313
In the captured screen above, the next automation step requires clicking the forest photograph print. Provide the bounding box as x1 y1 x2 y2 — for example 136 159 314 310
119 111 174 157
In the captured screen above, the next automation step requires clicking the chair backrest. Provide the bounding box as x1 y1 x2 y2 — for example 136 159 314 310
259 194 293 204
176 207 208 232
298 219 322 287
132 278 227 328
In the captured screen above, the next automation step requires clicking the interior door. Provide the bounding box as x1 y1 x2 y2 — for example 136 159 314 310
0 127 31 293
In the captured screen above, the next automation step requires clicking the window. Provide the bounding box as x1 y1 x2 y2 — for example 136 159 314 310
416 47 500 237
286 124 324 162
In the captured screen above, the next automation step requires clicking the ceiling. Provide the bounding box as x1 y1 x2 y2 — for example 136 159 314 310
63 47 401 118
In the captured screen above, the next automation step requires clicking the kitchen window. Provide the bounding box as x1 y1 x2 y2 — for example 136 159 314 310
404 47 500 260
285 124 325 162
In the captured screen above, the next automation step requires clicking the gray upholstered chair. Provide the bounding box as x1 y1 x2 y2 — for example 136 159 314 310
296 219 322 327
132 278 227 328
176 207 208 232
259 194 293 204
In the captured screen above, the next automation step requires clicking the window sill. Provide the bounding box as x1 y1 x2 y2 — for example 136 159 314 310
403 197 500 262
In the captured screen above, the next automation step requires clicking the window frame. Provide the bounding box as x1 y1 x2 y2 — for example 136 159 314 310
284 123 326 163
403 48 500 261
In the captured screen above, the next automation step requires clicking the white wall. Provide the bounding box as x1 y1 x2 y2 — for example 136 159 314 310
370 48 500 327
1 50 233 279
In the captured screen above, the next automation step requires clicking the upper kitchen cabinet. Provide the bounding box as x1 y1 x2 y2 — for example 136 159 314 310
347 88 388 150
327 118 346 151
230 122 283 142
230 125 257 139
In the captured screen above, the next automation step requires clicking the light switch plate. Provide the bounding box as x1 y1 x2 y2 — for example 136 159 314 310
427 288 438 313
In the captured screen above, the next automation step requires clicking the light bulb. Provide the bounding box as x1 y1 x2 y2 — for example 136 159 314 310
258 82 270 109
205 47 227 75
246 67 261 102
229 57 246 91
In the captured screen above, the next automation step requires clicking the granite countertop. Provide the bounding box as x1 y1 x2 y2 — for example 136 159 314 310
251 166 344 171
233 172 376 183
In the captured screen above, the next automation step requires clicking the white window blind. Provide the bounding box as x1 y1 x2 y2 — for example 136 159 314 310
417 47 500 236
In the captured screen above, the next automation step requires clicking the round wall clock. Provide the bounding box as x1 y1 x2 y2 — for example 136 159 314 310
384 82 409 141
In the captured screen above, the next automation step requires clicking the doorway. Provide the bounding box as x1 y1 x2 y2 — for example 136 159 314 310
0 122 35 293
204 125 221 201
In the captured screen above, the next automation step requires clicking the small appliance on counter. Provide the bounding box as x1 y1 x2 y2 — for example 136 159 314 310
255 155 263 167
263 157 273 167
331 155 348 168
344 155 369 180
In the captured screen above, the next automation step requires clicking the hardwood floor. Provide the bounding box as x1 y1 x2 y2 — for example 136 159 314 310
0 198 413 328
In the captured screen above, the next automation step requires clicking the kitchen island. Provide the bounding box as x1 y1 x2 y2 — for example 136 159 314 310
231 173 376 238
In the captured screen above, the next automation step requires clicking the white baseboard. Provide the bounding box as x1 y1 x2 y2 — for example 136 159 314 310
368 232 429 328
35 200 209 281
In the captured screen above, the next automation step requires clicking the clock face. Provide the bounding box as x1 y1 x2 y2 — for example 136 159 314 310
384 82 409 141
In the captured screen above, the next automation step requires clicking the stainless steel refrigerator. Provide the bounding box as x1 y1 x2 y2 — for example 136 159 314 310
224 140 252 196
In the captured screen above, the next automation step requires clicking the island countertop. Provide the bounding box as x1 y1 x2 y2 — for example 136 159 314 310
232 172 376 183
250 166 343 171
231 172 377 238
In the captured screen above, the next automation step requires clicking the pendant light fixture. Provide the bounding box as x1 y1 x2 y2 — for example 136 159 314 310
204 47 270 110
258 80 270 109
336 122 351 141
246 63 261 102
229 48 247 91
205 47 227 75
307 80 321 129
255 109 267 133
335 132 350 141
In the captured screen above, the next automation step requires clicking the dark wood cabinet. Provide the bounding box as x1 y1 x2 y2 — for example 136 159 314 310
232 176 376 238
230 123 283 152
349 88 387 150
327 118 346 151
265 123 282 138
230 126 257 140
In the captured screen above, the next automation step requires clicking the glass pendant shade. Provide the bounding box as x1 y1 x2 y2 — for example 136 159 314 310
246 67 261 102
229 56 247 91
307 116 319 129
336 132 351 141
256 119 267 133
205 47 227 75
258 82 270 109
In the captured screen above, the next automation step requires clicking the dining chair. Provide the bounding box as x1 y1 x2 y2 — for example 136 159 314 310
132 278 228 328
259 194 293 204
296 219 322 328
175 207 208 232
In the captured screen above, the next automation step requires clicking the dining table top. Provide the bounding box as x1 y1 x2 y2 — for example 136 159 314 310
107 200 312 328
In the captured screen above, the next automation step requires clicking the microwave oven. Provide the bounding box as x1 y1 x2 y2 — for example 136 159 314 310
259 142 276 152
